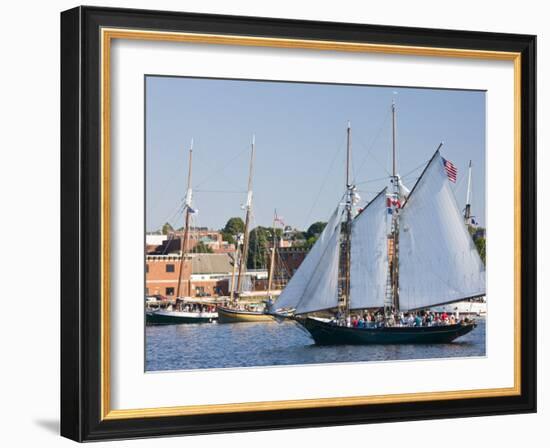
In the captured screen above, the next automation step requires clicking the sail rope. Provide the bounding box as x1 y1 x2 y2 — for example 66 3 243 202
300 143 345 230
192 145 249 190
352 108 392 182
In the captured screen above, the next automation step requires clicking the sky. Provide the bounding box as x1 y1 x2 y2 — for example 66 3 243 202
145 76 486 232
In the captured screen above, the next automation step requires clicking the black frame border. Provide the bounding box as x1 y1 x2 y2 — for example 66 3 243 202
61 6 536 442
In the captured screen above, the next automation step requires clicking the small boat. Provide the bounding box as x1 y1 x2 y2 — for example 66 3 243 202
216 303 275 323
430 297 487 316
272 105 485 345
147 307 218 324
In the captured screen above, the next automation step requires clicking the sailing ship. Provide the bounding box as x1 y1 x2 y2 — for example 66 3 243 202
272 104 485 345
146 140 218 325
217 136 277 323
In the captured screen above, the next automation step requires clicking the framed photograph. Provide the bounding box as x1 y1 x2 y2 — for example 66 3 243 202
60 6 536 441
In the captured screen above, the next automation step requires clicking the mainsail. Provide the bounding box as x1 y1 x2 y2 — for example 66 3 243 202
349 189 388 309
398 151 486 311
273 206 343 313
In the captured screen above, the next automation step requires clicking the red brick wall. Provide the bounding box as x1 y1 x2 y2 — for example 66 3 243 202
145 257 229 298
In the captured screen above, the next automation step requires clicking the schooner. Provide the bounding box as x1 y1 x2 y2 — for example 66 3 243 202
272 104 485 344
146 139 219 324
217 136 278 323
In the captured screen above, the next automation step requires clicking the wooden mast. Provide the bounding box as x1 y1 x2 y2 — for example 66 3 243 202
267 210 278 296
390 101 400 312
235 135 255 297
342 122 353 318
229 242 239 301
175 139 193 300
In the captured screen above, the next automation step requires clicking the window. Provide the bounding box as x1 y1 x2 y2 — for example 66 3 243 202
166 264 175 273
145 264 149 273
166 287 174 296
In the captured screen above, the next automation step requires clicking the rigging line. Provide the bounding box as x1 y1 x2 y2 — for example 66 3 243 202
400 158 431 180
355 175 390 185
194 189 247 194
301 143 345 230
193 145 249 190
146 152 190 219
352 108 392 182
153 198 185 232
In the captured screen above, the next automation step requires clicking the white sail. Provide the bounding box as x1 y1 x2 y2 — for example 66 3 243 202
398 152 486 311
349 189 388 309
295 228 341 314
273 206 342 312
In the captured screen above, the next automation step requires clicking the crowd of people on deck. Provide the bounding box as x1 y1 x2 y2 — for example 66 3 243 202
333 309 466 328
178 303 216 313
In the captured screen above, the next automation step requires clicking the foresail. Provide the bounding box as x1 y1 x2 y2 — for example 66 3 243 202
349 189 388 309
295 228 341 314
273 206 342 312
398 152 486 311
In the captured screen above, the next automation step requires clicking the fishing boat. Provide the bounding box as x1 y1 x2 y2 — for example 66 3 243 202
272 103 485 345
146 140 218 325
217 136 278 324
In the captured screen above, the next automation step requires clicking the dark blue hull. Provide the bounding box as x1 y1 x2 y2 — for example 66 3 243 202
300 317 476 345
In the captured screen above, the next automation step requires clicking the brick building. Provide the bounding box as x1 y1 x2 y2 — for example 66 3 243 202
146 253 234 298
268 246 308 290
148 228 235 255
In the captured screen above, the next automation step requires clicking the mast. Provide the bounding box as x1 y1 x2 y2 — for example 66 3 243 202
229 239 239 301
464 160 472 223
267 210 278 296
342 122 353 318
235 135 255 296
390 101 400 312
175 139 193 300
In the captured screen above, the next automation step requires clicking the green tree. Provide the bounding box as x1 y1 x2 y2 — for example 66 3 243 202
468 225 486 265
221 217 245 245
306 221 327 239
474 237 486 264
161 222 173 235
193 241 214 254
246 226 272 269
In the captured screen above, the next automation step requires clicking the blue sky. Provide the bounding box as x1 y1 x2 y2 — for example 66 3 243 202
145 76 485 232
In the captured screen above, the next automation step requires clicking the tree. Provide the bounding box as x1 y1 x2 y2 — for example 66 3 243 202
306 221 327 239
292 221 328 250
161 222 173 235
468 225 486 265
221 217 245 245
193 241 214 254
246 226 272 269
474 237 486 265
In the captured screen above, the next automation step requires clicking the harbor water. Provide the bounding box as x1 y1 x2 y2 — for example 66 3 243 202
146 317 486 371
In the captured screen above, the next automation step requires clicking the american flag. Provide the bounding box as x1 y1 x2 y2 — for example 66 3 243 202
274 213 285 227
442 157 457 183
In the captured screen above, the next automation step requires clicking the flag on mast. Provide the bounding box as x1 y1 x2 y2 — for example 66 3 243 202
441 157 458 183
